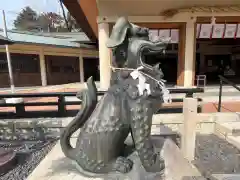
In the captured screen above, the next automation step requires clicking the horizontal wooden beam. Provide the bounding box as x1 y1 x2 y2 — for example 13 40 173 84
197 16 240 23
97 15 192 23
98 12 240 24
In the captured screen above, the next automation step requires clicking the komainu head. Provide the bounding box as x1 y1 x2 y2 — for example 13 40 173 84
107 17 170 84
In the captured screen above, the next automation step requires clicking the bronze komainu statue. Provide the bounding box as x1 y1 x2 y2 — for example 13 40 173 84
60 17 170 174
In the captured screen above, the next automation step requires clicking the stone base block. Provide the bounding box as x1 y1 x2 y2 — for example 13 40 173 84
27 137 205 180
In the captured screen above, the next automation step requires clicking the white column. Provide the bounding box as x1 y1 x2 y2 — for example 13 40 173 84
98 22 111 90
181 98 198 162
184 20 196 87
79 56 84 83
39 50 47 86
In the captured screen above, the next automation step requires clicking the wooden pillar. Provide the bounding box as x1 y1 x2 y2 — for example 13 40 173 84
181 98 198 162
79 56 84 83
177 20 196 87
39 50 47 86
184 20 197 87
98 22 111 90
177 23 186 86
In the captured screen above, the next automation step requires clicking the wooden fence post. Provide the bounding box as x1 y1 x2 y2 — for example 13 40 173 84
181 97 198 162
58 95 66 117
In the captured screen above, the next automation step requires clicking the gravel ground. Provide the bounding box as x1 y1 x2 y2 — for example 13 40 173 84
193 134 240 175
0 140 57 180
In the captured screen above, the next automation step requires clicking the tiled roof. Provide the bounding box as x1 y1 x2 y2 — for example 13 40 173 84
0 30 95 49
42 32 90 42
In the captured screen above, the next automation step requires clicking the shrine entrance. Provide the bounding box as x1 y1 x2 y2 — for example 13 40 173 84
196 23 240 85
145 27 183 86
144 45 178 86
146 22 240 86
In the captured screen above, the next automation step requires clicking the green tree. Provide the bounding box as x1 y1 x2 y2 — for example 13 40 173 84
13 6 39 31
13 6 81 32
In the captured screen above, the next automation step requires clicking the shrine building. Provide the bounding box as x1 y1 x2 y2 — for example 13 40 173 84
0 30 98 88
63 0 240 89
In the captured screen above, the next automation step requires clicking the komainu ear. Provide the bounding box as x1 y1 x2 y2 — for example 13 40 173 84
106 17 131 48
153 62 161 71
130 23 149 37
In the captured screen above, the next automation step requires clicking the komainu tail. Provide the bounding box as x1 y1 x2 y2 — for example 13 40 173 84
60 77 97 160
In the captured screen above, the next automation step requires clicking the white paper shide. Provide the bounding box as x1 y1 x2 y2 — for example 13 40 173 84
130 66 172 103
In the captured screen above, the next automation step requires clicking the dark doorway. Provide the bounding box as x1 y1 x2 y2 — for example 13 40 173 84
144 53 178 85
205 54 231 84
45 55 80 85
195 53 200 76
83 57 100 81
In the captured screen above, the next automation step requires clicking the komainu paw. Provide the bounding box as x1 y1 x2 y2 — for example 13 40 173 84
112 157 133 173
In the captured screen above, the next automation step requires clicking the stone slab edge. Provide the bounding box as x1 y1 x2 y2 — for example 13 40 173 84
1 112 237 129
210 173 240 180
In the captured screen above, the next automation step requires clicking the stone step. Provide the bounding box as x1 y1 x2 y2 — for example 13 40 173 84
214 128 240 157
225 135 240 150
215 121 240 137
210 174 240 180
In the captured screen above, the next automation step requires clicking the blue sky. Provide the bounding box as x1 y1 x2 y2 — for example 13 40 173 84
0 0 64 29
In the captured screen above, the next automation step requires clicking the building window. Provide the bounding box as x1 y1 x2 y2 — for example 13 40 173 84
0 53 40 73
45 55 79 73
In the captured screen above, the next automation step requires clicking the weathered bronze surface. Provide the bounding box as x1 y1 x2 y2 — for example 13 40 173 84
60 17 170 174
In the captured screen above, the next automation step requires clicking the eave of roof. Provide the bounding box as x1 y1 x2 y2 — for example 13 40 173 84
0 30 96 49
0 35 14 45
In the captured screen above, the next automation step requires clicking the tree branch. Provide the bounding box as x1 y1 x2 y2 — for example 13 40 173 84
58 0 71 32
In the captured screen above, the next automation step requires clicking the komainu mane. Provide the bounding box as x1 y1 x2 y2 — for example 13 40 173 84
60 17 170 174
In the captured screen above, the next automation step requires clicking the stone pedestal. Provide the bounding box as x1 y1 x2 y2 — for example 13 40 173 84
27 137 204 180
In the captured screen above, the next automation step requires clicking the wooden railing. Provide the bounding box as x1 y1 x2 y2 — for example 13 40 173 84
0 88 204 119
218 75 240 112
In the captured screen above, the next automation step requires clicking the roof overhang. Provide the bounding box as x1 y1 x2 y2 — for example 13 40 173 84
63 0 98 43
64 0 240 43
97 0 240 17
0 35 14 45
